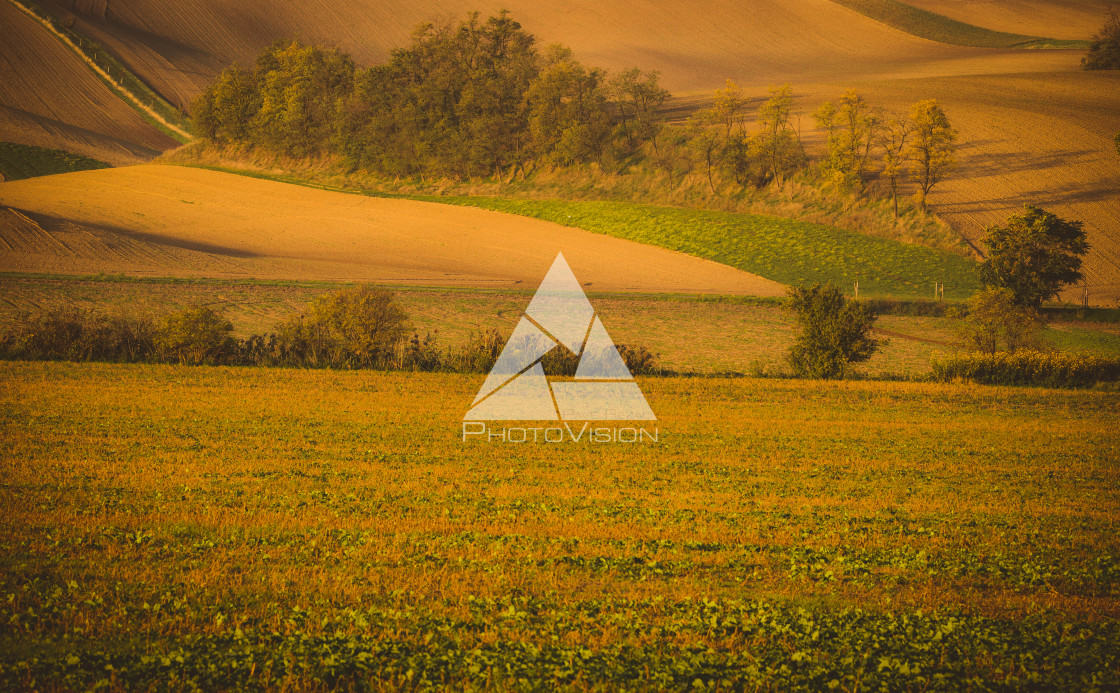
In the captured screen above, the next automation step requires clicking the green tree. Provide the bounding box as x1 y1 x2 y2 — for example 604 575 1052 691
906 100 956 211
193 64 258 142
525 45 612 167
786 284 882 379
610 68 669 153
1082 9 1120 70
959 288 1042 355
978 205 1089 308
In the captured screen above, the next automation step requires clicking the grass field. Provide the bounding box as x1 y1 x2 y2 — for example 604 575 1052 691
1 362 1118 689
0 142 107 182
3 275 1119 378
828 0 1090 48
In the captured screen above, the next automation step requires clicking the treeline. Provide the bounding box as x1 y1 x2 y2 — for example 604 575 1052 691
0 285 658 375
193 11 956 211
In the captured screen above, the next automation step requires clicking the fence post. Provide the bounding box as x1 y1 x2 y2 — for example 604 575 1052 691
854 281 859 299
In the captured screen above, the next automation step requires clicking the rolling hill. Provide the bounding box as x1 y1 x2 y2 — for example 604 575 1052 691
0 0 176 167
3 0 1117 304
0 165 782 294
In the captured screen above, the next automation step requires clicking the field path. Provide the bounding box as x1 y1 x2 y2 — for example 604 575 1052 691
0 165 783 294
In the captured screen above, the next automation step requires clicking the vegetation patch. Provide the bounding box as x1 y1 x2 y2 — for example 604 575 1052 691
829 0 1090 49
1 364 1118 689
932 350 1120 387
0 142 108 181
421 196 980 299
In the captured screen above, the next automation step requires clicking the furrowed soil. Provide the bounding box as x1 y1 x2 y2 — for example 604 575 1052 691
1 363 1118 689
0 1 177 167
0 165 780 295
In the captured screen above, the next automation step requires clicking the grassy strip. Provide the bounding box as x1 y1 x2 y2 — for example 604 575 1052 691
6 0 193 142
0 142 108 181
830 0 1091 49
421 196 980 300
184 164 980 299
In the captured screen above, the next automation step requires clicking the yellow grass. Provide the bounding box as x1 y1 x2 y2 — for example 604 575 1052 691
0 165 782 294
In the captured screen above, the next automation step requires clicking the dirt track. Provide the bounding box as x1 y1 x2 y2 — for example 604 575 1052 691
0 165 784 295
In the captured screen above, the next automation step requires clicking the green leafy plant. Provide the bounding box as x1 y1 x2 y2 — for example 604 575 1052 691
786 284 882 379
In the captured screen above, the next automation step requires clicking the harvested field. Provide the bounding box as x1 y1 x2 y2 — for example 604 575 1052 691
0 165 781 294
38 0 1080 98
0 0 176 166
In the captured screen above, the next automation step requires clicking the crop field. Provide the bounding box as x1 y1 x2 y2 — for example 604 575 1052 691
0 142 107 182
428 197 979 300
0 0 176 167
0 166 776 295
1 362 1118 689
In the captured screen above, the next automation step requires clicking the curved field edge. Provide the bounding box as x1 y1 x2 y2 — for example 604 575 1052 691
421 197 979 299
828 0 1091 49
4 0 193 141
182 165 979 299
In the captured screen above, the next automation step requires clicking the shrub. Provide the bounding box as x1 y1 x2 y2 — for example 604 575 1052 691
0 309 153 362
786 284 882 379
932 350 1120 388
1082 10 1120 70
303 285 411 368
154 306 236 365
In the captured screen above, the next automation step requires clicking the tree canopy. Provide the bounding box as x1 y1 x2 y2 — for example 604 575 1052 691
978 205 1089 308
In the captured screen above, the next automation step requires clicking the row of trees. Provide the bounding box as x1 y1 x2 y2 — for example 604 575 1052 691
193 11 957 207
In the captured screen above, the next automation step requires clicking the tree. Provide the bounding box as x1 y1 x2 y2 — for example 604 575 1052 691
609 68 669 153
906 100 956 211
525 45 612 167
879 111 913 220
816 90 881 189
979 205 1089 308
1082 9 1120 70
309 285 410 367
753 84 804 184
786 284 882 379
959 288 1041 355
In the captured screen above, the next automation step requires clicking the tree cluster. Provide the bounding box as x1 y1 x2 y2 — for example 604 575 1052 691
194 12 669 180
193 11 957 210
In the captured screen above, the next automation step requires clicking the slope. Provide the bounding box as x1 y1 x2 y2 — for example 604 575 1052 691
0 0 177 166
904 0 1113 41
0 165 781 294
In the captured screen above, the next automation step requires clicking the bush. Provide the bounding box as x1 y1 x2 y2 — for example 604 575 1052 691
154 306 236 365
0 309 153 362
932 350 1120 388
787 284 882 379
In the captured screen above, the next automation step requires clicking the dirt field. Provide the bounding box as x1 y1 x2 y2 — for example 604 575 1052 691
904 0 1112 40
0 165 782 294
0 1 176 167
37 0 1082 98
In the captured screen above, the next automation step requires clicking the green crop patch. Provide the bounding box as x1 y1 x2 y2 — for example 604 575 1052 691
1 363 1118 689
419 197 980 299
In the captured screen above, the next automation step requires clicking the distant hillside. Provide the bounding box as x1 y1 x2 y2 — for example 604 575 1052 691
828 0 1089 48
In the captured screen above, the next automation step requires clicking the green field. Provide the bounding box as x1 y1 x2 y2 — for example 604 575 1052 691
1 362 1118 689
829 0 1091 49
0 142 108 182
